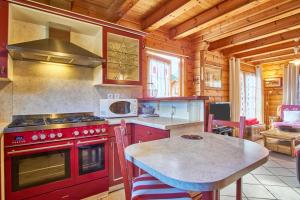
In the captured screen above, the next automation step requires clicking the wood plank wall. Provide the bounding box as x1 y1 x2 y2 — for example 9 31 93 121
262 63 285 126
143 30 194 97
193 50 229 102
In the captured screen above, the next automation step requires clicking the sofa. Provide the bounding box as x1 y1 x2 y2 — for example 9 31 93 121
273 105 300 129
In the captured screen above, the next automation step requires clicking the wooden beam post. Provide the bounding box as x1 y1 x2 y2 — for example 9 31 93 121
221 28 300 55
208 13 300 51
142 0 200 31
194 0 299 42
169 0 262 39
235 41 300 59
243 49 295 62
108 0 140 22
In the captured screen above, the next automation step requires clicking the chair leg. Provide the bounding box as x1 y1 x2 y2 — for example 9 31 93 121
201 190 220 200
236 178 242 200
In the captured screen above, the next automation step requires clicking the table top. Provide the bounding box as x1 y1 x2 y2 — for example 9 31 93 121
261 129 300 140
125 132 269 192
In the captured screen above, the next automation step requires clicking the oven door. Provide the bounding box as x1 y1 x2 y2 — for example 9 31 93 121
75 136 108 184
5 141 76 200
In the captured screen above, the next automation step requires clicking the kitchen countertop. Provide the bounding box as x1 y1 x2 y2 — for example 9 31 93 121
107 117 201 130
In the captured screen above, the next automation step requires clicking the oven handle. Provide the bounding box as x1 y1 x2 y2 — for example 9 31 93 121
7 142 74 155
76 138 108 146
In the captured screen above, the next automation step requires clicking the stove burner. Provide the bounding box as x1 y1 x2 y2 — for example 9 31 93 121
8 118 45 128
46 115 105 124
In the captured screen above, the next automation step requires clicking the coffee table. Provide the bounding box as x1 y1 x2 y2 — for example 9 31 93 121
261 129 300 157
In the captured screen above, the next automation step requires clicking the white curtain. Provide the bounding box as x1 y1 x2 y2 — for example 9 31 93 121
256 66 264 123
283 63 300 105
148 57 171 97
229 57 241 121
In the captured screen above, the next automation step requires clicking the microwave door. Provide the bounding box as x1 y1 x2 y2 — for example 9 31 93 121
109 101 131 115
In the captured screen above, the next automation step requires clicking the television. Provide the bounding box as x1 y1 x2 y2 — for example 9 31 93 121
209 102 231 121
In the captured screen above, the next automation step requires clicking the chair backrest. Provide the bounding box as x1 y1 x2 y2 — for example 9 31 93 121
114 120 133 200
207 114 246 139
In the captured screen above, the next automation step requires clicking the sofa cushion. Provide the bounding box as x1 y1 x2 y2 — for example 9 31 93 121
273 121 300 129
284 111 300 122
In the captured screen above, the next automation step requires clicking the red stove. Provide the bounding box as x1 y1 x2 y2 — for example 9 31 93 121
4 113 109 200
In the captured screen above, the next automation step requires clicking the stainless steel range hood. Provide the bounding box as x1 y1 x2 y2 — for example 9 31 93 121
7 24 105 68
7 38 105 67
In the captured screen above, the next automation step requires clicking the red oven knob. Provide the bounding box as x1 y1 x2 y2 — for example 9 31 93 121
73 131 80 136
83 130 89 135
49 133 56 139
57 132 63 138
32 135 38 141
101 128 106 133
89 129 95 134
95 129 101 133
40 134 46 140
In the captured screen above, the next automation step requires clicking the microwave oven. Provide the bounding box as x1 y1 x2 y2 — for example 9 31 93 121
99 99 138 118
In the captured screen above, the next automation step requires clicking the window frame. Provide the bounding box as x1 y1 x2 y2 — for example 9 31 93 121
146 52 183 97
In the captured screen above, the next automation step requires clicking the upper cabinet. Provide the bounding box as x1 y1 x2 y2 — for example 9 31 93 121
102 28 143 85
0 1 9 79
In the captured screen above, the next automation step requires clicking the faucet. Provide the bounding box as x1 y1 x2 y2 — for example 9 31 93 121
171 105 176 119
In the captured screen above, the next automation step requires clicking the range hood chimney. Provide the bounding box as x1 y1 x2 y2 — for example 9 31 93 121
7 8 105 68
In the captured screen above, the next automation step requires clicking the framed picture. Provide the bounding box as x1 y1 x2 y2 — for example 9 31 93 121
264 77 282 88
204 65 222 89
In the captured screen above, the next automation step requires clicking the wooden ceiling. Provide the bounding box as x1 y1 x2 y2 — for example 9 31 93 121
32 0 300 65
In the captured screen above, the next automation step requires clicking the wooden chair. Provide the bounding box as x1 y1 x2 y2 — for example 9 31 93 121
114 120 195 200
207 114 246 200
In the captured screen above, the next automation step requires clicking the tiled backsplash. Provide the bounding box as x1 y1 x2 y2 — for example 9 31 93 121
0 61 142 122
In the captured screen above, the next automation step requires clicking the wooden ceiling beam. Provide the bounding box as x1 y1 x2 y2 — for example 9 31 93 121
251 54 298 65
142 0 200 31
209 13 300 51
243 49 294 62
222 28 300 56
200 0 300 42
235 41 300 59
108 0 140 22
169 0 263 39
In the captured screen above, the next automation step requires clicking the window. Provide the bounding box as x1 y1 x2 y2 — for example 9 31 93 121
147 51 182 97
240 72 256 119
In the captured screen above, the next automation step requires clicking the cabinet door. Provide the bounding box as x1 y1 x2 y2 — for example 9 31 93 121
103 27 143 85
108 135 131 187
0 1 8 78
133 125 170 177
133 124 170 143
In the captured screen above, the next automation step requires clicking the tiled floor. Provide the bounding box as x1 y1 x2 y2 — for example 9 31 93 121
220 151 300 200
89 151 299 200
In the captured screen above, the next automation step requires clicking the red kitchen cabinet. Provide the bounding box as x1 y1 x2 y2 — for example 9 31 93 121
133 124 170 176
133 124 170 143
0 1 8 79
102 27 143 85
108 124 132 187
